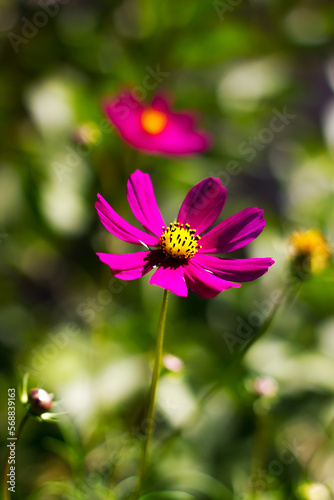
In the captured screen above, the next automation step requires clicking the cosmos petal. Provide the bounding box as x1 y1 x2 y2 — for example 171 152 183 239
127 170 165 237
199 207 265 254
178 177 227 234
183 260 240 299
149 262 188 297
193 255 275 282
151 94 170 112
95 194 159 247
97 250 163 280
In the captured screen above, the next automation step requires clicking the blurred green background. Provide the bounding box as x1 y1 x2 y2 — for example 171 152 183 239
1 0 334 499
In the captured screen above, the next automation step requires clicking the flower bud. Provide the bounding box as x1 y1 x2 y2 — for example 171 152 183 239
163 353 184 372
253 375 279 398
28 388 53 416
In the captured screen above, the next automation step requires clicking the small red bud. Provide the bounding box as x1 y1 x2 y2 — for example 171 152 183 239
28 388 53 415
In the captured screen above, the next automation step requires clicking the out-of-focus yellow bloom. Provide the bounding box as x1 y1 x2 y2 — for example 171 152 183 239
289 228 331 276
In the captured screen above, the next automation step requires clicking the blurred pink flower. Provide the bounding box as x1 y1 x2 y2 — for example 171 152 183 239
95 170 274 298
103 92 210 156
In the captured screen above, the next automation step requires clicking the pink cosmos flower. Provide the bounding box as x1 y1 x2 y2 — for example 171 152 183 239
103 92 210 156
95 170 274 298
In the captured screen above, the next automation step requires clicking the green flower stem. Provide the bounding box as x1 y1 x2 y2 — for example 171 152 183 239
3 412 30 500
249 409 272 498
134 289 169 499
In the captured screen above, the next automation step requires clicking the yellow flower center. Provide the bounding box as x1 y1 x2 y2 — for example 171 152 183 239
159 222 201 259
140 108 167 135
289 228 331 274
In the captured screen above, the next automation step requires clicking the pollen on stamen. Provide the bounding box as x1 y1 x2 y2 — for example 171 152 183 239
159 222 201 259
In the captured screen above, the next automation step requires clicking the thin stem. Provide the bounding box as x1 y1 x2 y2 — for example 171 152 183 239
134 289 169 499
304 408 334 473
198 280 302 405
157 278 303 452
249 409 272 498
238 281 301 362
3 412 30 500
